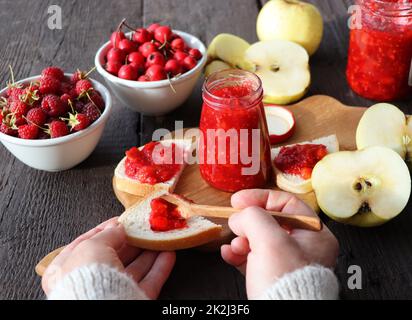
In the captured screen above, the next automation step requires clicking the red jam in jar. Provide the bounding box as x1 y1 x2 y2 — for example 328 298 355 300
199 69 272 192
274 144 328 180
149 198 187 232
125 141 182 184
346 0 412 101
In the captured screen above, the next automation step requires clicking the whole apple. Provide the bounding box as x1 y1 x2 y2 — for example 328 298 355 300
257 0 324 56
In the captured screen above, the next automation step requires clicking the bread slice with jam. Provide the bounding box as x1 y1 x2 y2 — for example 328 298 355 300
118 191 222 251
114 139 192 198
271 135 339 194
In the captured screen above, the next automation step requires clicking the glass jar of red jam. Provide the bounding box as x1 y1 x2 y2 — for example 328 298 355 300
346 0 412 101
199 69 272 192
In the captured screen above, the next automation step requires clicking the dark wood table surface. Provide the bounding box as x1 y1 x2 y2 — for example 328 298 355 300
1 0 412 300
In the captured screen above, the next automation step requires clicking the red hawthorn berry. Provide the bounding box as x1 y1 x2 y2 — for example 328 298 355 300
154 26 173 43
110 30 125 48
189 48 202 60
133 28 152 44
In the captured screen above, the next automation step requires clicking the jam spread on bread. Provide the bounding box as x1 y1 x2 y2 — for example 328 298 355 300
149 198 187 232
274 144 328 180
125 141 182 184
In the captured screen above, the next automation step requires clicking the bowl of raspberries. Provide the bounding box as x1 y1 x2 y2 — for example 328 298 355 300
0 66 112 172
95 21 206 116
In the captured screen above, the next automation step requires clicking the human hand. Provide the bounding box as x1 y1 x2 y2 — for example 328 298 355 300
42 217 175 299
221 189 339 299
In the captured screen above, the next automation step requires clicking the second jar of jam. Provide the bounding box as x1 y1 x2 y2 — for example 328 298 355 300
346 0 412 101
198 69 272 192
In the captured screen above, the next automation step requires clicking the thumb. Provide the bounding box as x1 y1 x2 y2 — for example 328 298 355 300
89 224 126 250
228 206 289 252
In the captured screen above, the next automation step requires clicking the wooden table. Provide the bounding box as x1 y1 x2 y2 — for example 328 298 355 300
1 0 412 300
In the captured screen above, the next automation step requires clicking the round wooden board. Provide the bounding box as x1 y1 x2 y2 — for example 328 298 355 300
112 95 366 251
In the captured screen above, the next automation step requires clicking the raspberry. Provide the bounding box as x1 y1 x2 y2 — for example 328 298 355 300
71 70 85 83
60 93 72 105
10 100 29 116
83 103 101 123
47 120 69 138
26 108 47 126
73 101 85 113
41 67 65 81
0 123 17 136
18 124 39 139
75 79 93 97
87 92 105 110
70 113 91 132
41 95 67 117
39 77 61 95
60 82 77 98
7 87 24 101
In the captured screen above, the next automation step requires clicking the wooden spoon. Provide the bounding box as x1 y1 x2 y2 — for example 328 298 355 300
35 195 322 277
161 194 322 232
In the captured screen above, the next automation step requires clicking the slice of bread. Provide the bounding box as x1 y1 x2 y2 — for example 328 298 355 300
114 139 192 197
271 135 339 194
118 191 223 251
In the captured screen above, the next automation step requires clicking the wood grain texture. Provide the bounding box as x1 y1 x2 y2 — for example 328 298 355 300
1 0 412 300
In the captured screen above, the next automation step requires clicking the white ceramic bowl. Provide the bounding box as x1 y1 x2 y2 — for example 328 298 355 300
95 30 207 116
0 74 112 172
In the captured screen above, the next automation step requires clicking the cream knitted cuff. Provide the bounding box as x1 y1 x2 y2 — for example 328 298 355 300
257 265 339 300
48 264 148 300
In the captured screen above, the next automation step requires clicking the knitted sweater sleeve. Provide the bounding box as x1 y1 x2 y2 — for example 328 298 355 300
48 263 338 300
256 265 339 300
48 264 148 300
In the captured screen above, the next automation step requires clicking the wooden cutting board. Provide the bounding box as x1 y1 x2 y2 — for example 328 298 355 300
113 95 367 250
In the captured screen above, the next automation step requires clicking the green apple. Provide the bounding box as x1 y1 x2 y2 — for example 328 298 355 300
257 0 324 56
244 40 310 105
356 103 412 164
204 60 231 77
207 33 252 70
312 147 411 227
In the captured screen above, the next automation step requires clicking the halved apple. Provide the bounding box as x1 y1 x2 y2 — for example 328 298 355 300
207 33 252 70
356 103 412 162
244 40 310 105
204 60 231 77
312 146 411 227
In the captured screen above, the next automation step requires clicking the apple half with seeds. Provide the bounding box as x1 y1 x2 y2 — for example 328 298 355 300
356 103 412 163
244 40 310 105
312 146 411 227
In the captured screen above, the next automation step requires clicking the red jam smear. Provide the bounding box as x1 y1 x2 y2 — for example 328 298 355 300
274 144 328 180
346 0 412 101
149 198 187 232
199 84 272 193
125 141 182 184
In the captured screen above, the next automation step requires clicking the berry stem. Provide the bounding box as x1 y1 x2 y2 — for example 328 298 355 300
167 74 177 94
83 66 97 78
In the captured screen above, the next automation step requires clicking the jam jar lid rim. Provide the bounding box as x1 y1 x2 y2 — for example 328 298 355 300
202 69 263 108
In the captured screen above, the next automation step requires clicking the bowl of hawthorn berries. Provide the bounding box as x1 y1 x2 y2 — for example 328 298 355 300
95 21 207 116
0 66 112 172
